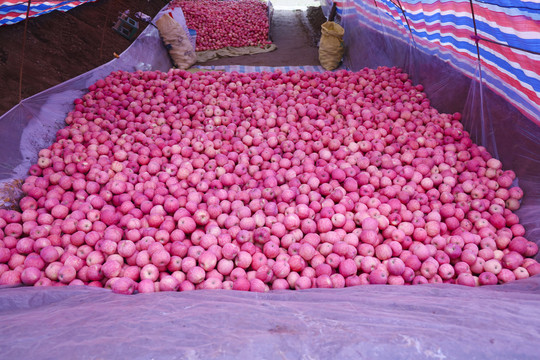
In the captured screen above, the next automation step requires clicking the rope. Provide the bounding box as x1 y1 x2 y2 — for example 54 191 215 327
18 0 31 102
394 0 417 47
469 0 482 62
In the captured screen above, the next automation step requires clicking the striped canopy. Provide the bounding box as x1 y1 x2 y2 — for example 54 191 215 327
0 1 96 26
336 0 540 124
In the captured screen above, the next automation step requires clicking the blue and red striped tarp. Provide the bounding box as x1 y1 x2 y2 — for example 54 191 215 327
0 1 96 26
341 0 540 124
321 0 344 17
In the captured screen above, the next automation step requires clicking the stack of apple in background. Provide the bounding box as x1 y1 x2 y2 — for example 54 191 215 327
0 67 538 294
173 0 272 51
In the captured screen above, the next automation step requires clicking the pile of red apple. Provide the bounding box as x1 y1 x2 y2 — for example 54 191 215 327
0 67 538 295
172 0 271 51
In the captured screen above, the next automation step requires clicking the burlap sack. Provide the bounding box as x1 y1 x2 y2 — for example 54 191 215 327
319 21 345 70
156 14 196 69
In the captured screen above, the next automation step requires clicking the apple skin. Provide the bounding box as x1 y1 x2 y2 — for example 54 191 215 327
478 272 498 286
388 275 405 285
140 264 159 282
524 242 539 258
57 265 76 284
412 275 428 285
338 258 357 277
45 262 63 281
420 260 438 280
186 266 205 284
483 259 502 275
387 257 405 276
35 277 53 287
438 263 455 280
159 275 180 291
497 269 516 283
101 260 122 278
40 246 60 263
502 251 523 270
232 277 250 291
111 277 136 295
21 267 41 285
0 270 21 285
526 263 540 276
368 269 388 284
375 244 393 261
513 267 530 280
137 279 156 293
249 278 266 292
508 237 528 255
295 275 312 289
204 277 224 290
198 251 218 272
152 249 171 268
456 273 476 287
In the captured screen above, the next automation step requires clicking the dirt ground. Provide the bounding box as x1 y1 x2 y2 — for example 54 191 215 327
0 0 170 117
306 6 326 46
0 1 327 117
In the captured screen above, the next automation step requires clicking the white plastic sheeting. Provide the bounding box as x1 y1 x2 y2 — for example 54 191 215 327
1 278 540 359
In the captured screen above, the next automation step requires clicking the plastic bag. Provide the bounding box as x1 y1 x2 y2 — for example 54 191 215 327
319 21 344 70
153 6 197 52
156 14 196 69
0 179 23 210
320 0 334 18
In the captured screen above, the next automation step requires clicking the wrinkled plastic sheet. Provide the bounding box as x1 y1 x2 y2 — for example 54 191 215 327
1 277 540 359
321 0 343 22
0 2 540 359
321 0 333 17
